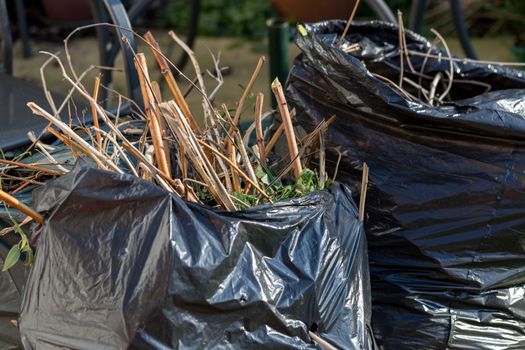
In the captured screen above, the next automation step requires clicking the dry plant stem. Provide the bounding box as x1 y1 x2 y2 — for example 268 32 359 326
169 30 217 131
230 143 241 193
232 56 266 126
304 136 319 168
144 31 200 132
197 140 272 202
235 129 258 189
255 93 266 163
25 61 100 160
161 101 236 210
343 43 360 53
134 53 171 178
331 147 343 181
91 75 103 153
0 216 33 236
27 102 122 173
93 127 139 177
406 50 525 67
152 80 172 166
339 0 361 45
0 159 63 176
0 189 44 224
12 180 36 194
242 111 274 146
430 28 454 102
319 129 326 184
39 56 59 115
206 51 225 100
151 80 163 102
303 115 336 168
429 72 442 105
262 118 331 187
169 31 206 95
223 56 265 177
271 78 303 179
46 127 81 158
262 109 295 158
1 174 44 186
397 10 405 87
264 124 285 158
373 73 416 101
403 77 430 98
309 332 337 350
417 37 439 99
222 105 257 189
358 162 369 222
221 105 243 193
27 132 68 173
38 51 175 193
398 11 416 74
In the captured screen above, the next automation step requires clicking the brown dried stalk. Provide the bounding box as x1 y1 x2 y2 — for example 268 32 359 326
271 78 303 179
397 10 405 87
0 189 44 224
160 101 236 210
359 162 369 222
134 53 171 178
339 0 361 45
91 75 103 153
197 140 272 202
430 28 454 103
27 102 122 173
255 93 265 163
232 56 266 127
0 159 64 176
144 31 200 133
309 331 337 350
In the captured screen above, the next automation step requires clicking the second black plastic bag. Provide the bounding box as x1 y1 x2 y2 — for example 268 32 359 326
19 163 373 349
286 20 525 350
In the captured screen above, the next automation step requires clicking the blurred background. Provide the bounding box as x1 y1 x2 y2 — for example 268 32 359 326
3 0 525 111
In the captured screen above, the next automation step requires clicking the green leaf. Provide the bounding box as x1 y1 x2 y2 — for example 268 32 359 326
3 245 21 272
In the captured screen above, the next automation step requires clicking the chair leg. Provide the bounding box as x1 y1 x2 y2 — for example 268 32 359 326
14 0 31 58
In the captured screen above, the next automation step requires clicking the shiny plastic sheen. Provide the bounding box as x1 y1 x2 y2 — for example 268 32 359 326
286 20 525 350
19 163 373 349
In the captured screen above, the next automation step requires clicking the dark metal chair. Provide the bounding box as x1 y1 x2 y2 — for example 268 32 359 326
0 0 139 153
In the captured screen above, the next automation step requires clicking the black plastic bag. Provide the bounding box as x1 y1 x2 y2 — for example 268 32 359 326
0 242 27 349
19 163 373 349
286 20 525 350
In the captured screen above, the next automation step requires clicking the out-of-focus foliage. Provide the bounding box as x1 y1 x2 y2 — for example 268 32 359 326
480 0 525 44
158 0 274 40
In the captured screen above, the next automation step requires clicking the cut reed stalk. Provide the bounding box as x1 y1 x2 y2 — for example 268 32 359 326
0 189 44 224
91 75 103 153
271 78 303 179
134 53 171 178
144 31 200 133
359 163 369 222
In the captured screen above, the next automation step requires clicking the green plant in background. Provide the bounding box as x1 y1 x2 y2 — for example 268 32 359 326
159 0 274 40
480 0 525 61
482 1 525 44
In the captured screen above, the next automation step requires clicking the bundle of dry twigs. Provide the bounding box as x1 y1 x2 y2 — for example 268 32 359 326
338 2 525 108
0 28 338 233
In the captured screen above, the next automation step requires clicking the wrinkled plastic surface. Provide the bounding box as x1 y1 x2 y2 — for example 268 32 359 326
286 20 525 350
19 163 373 349
0 242 27 349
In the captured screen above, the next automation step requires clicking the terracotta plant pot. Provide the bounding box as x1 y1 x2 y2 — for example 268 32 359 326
42 0 92 22
270 0 358 22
